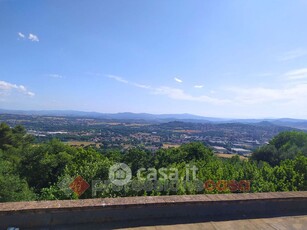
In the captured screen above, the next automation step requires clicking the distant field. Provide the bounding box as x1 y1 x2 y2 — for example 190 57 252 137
162 143 181 148
123 123 149 127
173 130 202 133
65 141 99 147
215 153 247 160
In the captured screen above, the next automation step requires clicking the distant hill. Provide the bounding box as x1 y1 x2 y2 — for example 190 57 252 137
1 108 307 130
0 109 225 122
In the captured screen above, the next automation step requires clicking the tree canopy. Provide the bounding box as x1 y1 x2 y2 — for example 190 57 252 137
252 131 307 165
0 123 306 202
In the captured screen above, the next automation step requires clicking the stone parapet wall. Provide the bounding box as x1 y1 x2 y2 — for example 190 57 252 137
0 192 306 229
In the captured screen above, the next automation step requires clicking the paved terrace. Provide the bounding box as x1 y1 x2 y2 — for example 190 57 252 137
0 192 306 229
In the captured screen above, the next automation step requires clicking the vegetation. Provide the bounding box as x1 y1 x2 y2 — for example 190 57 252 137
251 131 307 166
1 113 297 152
0 122 306 202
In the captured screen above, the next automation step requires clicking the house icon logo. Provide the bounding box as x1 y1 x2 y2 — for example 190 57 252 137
109 163 132 186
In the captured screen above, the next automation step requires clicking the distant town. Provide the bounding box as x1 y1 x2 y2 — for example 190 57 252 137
1 112 304 158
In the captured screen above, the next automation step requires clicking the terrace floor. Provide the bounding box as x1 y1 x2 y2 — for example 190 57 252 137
121 215 307 230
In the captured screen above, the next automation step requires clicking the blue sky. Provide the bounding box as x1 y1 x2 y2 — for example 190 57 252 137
1 0 307 118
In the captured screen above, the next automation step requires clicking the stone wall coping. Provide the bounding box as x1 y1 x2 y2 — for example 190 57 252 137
0 191 306 213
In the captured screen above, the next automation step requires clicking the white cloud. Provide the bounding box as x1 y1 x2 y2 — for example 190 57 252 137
18 32 25 38
0 80 35 97
107 75 151 89
27 92 35 97
106 72 307 117
224 68 307 106
107 75 227 105
17 32 40 42
48 74 63 79
0 81 16 91
153 86 229 105
194 85 204 89
226 83 307 105
284 68 307 80
107 75 129 84
278 49 307 61
174 77 183 83
133 83 151 89
227 87 282 104
28 33 39 42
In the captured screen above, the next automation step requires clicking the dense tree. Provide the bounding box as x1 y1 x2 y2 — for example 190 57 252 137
252 131 307 165
122 148 152 174
0 151 35 202
0 123 34 151
252 145 279 166
19 139 75 192
0 123 306 202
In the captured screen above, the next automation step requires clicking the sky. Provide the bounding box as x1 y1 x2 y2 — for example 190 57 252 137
1 0 307 118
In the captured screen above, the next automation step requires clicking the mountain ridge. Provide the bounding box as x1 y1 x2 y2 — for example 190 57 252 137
1 108 307 129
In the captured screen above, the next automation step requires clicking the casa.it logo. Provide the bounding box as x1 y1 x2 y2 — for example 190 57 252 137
203 180 250 192
109 163 132 186
58 175 90 197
